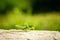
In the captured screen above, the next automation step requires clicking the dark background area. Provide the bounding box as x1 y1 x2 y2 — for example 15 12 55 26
0 0 60 15
31 0 60 14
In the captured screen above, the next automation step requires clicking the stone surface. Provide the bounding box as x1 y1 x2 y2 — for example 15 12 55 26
0 30 60 40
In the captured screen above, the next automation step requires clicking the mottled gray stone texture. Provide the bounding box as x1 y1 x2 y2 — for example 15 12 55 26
0 30 60 40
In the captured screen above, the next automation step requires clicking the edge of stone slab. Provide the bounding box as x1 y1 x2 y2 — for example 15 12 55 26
0 29 59 33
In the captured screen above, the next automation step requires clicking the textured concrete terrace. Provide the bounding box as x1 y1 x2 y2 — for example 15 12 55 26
0 30 60 40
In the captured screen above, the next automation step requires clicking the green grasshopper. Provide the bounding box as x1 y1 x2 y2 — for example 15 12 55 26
15 24 35 30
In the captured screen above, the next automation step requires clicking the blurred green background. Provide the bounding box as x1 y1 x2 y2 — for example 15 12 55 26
0 0 60 31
